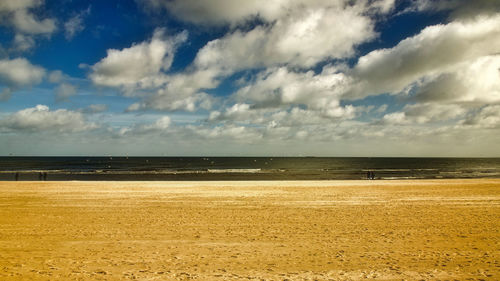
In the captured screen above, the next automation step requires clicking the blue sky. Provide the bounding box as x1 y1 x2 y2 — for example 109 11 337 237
0 0 499 156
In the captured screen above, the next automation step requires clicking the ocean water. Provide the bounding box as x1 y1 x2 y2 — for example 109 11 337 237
1 157 500 181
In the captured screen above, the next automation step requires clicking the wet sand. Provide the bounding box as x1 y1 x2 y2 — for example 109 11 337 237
0 179 499 280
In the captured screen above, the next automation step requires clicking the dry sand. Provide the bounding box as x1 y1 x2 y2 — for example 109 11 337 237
0 179 499 280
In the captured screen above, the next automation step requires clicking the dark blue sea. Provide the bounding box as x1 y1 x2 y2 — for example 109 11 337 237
1 157 500 181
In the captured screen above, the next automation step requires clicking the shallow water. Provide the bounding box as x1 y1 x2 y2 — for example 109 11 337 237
1 157 500 181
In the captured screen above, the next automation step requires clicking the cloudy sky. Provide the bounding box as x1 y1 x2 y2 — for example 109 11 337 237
0 0 499 156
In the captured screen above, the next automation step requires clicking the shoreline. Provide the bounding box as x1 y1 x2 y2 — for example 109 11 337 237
1 177 500 182
2 170 499 181
1 179 499 280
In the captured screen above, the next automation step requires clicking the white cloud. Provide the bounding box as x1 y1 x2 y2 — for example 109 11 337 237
184 0 387 85
408 0 500 19
128 4 500 119
0 105 97 133
0 88 12 101
129 0 393 113
128 91 214 112
10 9 56 34
462 105 500 129
55 83 77 102
125 65 221 112
369 0 396 14
0 0 55 55
233 66 355 118
405 0 458 14
276 107 353 126
64 6 91 40
381 103 467 125
405 103 467 124
208 103 257 122
381 112 408 125
415 55 500 103
119 116 171 135
139 0 283 25
12 33 35 51
82 104 108 114
48 70 80 102
0 0 56 34
140 0 395 25
0 57 45 87
347 14 500 100
206 104 365 144
48 70 64 83
144 116 170 130
193 5 375 70
202 65 359 138
0 0 38 11
375 104 388 114
186 123 262 142
210 104 352 127
90 28 187 92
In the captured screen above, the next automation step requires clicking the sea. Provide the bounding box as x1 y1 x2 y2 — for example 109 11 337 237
1 157 500 181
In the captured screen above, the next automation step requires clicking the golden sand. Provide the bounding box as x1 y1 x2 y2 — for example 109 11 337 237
0 179 499 280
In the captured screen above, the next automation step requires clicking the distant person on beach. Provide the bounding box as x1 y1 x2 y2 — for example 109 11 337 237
367 171 371 180
39 172 43 181
15 172 19 181
371 171 375 180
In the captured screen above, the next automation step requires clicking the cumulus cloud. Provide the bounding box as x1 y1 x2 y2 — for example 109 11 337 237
130 3 499 118
408 0 500 19
208 103 258 122
67 1 500 154
48 70 64 83
0 0 56 35
64 6 91 40
55 83 77 102
90 27 226 113
192 5 375 70
129 0 395 112
139 0 282 25
139 0 395 25
185 123 263 142
210 105 343 127
90 28 187 92
206 103 366 144
0 58 45 93
12 33 35 51
128 91 214 112
0 0 39 11
406 103 467 123
415 55 500 103
0 88 12 101
0 105 97 133
462 105 500 129
10 9 56 34
204 63 362 136
119 116 171 135
82 104 108 114
345 14 500 100
128 66 224 112
380 103 467 125
234 66 354 116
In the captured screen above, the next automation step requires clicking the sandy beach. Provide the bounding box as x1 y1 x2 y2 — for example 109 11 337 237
0 179 498 280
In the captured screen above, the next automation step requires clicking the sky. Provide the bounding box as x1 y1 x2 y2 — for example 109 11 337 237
0 0 499 156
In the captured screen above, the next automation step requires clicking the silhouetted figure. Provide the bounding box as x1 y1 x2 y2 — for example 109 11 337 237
15 172 19 181
39 172 43 181
366 171 371 180
370 171 375 180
